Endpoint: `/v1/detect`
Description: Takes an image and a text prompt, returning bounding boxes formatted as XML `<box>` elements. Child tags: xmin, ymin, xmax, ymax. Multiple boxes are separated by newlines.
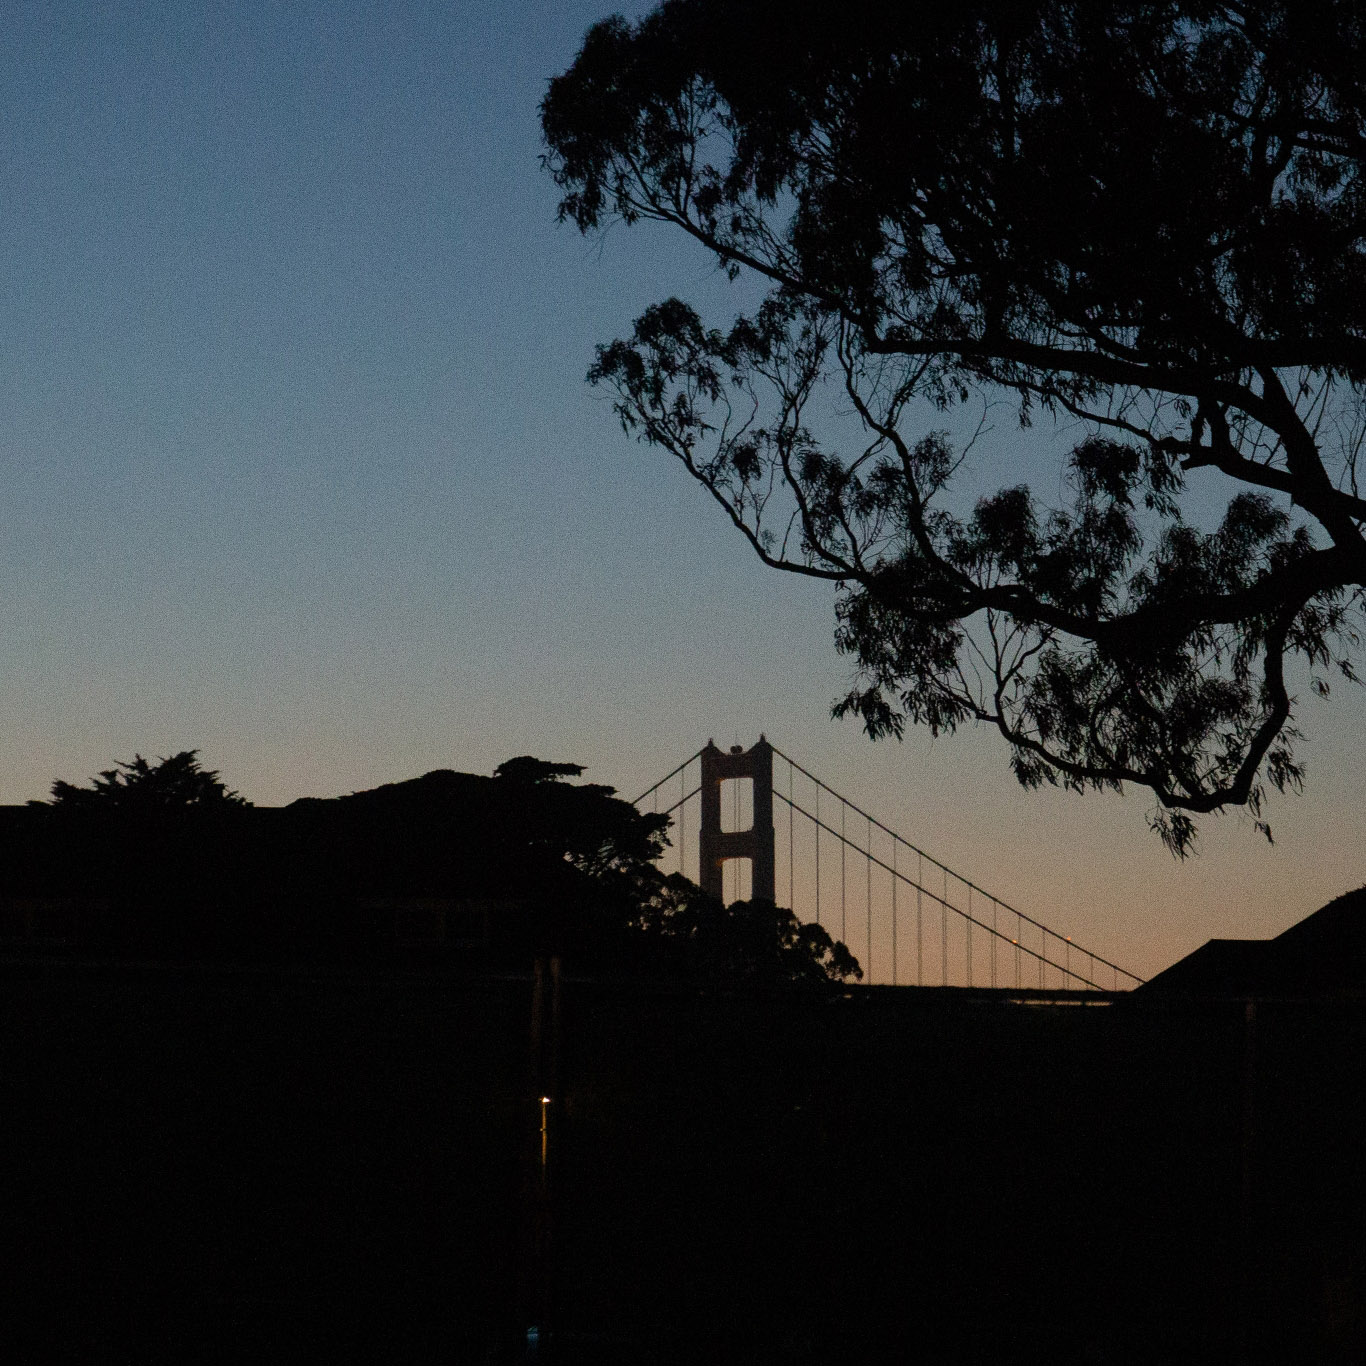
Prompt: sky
<box><xmin>2</xmin><ymin>0</ymin><xmax>1364</xmax><ymax>981</ymax></box>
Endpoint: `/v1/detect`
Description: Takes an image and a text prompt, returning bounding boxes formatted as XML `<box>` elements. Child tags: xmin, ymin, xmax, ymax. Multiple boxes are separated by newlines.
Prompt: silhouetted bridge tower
<box><xmin>697</xmin><ymin>738</ymin><xmax>776</xmax><ymax>903</ymax></box>
<box><xmin>636</xmin><ymin>737</ymin><xmax>1143</xmax><ymax>991</ymax></box>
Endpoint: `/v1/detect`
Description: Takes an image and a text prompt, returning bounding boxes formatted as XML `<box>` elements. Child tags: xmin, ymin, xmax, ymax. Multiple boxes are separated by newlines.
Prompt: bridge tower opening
<box><xmin>698</xmin><ymin>737</ymin><xmax>775</xmax><ymax>905</ymax></box>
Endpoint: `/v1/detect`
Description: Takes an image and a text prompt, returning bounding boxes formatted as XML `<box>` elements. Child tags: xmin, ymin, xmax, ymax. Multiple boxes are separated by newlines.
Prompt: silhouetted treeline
<box><xmin>0</xmin><ymin>758</ymin><xmax>861</xmax><ymax>984</ymax></box>
<box><xmin>2</xmin><ymin>765</ymin><xmax>619</xmax><ymax>964</ymax></box>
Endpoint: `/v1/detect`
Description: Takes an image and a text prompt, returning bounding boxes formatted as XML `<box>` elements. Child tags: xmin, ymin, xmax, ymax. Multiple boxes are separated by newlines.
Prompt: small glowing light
<box><xmin>540</xmin><ymin>1096</ymin><xmax>552</xmax><ymax>1105</ymax></box>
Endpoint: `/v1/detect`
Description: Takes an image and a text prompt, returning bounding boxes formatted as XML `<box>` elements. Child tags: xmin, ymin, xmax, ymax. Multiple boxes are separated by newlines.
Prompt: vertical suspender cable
<box><xmin>840</xmin><ymin>803</ymin><xmax>847</xmax><ymax>944</ymax></box>
<box><xmin>942</xmin><ymin>867</ymin><xmax>948</xmax><ymax>986</ymax></box>
<box><xmin>866</xmin><ymin>815</ymin><xmax>872</xmax><ymax>983</ymax></box>
<box><xmin>917</xmin><ymin>853</ymin><xmax>924</xmax><ymax>986</ymax></box>
<box><xmin>891</xmin><ymin>842</ymin><xmax>898</xmax><ymax>987</ymax></box>
<box><xmin>642</xmin><ymin>743</ymin><xmax>1141</xmax><ymax>995</ymax></box>
<box><xmin>966</xmin><ymin>885</ymin><xmax>972</xmax><ymax>988</ymax></box>
<box><xmin>814</xmin><ymin>784</ymin><xmax>821</xmax><ymax>927</ymax></box>
<box><xmin>788</xmin><ymin>759</ymin><xmax>794</xmax><ymax>913</ymax></box>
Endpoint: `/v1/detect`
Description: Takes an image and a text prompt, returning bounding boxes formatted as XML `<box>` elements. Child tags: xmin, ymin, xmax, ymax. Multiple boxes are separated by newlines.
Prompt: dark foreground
<box><xmin>2</xmin><ymin>958</ymin><xmax>1362</xmax><ymax>1362</ymax></box>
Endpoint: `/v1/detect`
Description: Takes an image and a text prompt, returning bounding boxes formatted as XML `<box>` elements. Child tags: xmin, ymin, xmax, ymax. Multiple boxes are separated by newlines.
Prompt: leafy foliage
<box><xmin>543</xmin><ymin>1</ymin><xmax>1366</xmax><ymax>852</ymax></box>
<box><xmin>491</xmin><ymin>754</ymin><xmax>673</xmax><ymax>881</ymax></box>
<box><xmin>489</xmin><ymin>760</ymin><xmax>862</xmax><ymax>982</ymax></box>
<box><xmin>493</xmin><ymin>756</ymin><xmax>587</xmax><ymax>784</ymax></box>
<box><xmin>628</xmin><ymin>875</ymin><xmax>864</xmax><ymax>985</ymax></box>
<box><xmin>45</xmin><ymin>751</ymin><xmax>250</xmax><ymax>810</ymax></box>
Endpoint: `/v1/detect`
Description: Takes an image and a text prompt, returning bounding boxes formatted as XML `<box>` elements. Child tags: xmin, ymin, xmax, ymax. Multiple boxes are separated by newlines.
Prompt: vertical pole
<box><xmin>549</xmin><ymin>955</ymin><xmax>562</xmax><ymax>1112</ymax></box>
<box><xmin>530</xmin><ymin>957</ymin><xmax>544</xmax><ymax>1064</ymax></box>
<box><xmin>526</xmin><ymin>954</ymin><xmax>557</xmax><ymax>1349</ymax></box>
<box><xmin>1238</xmin><ymin>997</ymin><xmax>1257</xmax><ymax>1360</ymax></box>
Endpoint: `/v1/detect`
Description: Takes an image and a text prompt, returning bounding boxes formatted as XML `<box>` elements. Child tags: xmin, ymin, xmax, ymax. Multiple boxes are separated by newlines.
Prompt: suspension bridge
<box><xmin>635</xmin><ymin>737</ymin><xmax>1143</xmax><ymax>992</ymax></box>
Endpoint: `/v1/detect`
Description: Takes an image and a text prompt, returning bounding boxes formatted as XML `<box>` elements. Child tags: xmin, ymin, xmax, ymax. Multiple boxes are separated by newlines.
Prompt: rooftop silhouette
<box><xmin>1141</xmin><ymin>885</ymin><xmax>1366</xmax><ymax>997</ymax></box>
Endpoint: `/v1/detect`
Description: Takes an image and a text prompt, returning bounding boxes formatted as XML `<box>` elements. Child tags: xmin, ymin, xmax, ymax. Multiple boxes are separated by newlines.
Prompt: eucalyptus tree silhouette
<box><xmin>542</xmin><ymin>1</ymin><xmax>1366</xmax><ymax>852</ymax></box>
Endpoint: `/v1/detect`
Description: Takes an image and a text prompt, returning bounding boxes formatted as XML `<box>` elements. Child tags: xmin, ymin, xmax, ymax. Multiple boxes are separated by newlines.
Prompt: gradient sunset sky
<box><xmin>3</xmin><ymin>0</ymin><xmax>1363</xmax><ymax>979</ymax></box>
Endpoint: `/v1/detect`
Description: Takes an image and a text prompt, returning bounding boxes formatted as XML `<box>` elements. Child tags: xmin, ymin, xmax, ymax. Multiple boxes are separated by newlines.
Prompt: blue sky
<box><xmin>2</xmin><ymin>0</ymin><xmax>1363</xmax><ymax>977</ymax></box>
